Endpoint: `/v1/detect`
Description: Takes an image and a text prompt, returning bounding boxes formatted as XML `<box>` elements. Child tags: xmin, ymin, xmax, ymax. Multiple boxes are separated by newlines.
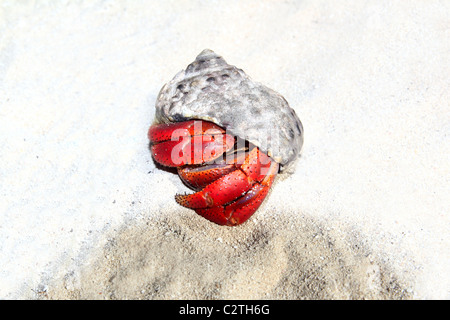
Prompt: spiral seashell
<box><xmin>154</xmin><ymin>49</ymin><xmax>303</xmax><ymax>171</ymax></box>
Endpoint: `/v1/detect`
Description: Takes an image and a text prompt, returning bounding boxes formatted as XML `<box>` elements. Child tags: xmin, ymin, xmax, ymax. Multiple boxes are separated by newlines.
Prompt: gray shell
<box><xmin>154</xmin><ymin>49</ymin><xmax>303</xmax><ymax>171</ymax></box>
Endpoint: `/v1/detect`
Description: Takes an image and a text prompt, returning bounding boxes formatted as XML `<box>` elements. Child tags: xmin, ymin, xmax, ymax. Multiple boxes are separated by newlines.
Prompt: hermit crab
<box><xmin>148</xmin><ymin>49</ymin><xmax>303</xmax><ymax>226</ymax></box>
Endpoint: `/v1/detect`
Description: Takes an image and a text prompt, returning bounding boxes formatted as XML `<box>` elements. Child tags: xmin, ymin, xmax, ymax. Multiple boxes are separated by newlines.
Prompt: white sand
<box><xmin>0</xmin><ymin>0</ymin><xmax>448</xmax><ymax>299</ymax></box>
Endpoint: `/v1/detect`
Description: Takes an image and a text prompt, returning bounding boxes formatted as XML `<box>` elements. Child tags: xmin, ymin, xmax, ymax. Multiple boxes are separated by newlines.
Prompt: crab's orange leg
<box><xmin>174</xmin><ymin>147</ymin><xmax>267</xmax><ymax>209</ymax></box>
<box><xmin>177</xmin><ymin>163</ymin><xmax>237</xmax><ymax>190</ymax></box>
<box><xmin>176</xmin><ymin>148</ymin><xmax>248</xmax><ymax>190</ymax></box>
<box><xmin>195</xmin><ymin>160</ymin><xmax>278</xmax><ymax>226</ymax></box>
<box><xmin>175</xmin><ymin>169</ymin><xmax>252</xmax><ymax>208</ymax></box>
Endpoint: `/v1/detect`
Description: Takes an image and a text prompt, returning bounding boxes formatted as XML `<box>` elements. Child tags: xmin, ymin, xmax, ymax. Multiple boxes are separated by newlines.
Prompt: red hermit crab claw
<box><xmin>149</xmin><ymin>120</ymin><xmax>235</xmax><ymax>167</ymax></box>
<box><xmin>148</xmin><ymin>49</ymin><xmax>303</xmax><ymax>226</ymax></box>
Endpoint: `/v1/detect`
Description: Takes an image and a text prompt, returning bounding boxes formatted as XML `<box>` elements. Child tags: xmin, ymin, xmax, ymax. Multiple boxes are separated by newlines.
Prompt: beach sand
<box><xmin>0</xmin><ymin>0</ymin><xmax>448</xmax><ymax>299</ymax></box>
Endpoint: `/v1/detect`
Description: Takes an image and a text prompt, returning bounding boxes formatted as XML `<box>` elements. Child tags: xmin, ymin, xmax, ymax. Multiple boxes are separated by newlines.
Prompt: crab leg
<box><xmin>175</xmin><ymin>169</ymin><xmax>252</xmax><ymax>208</ymax></box>
<box><xmin>174</xmin><ymin>147</ymin><xmax>267</xmax><ymax>209</ymax></box>
<box><xmin>195</xmin><ymin>160</ymin><xmax>279</xmax><ymax>226</ymax></box>
<box><xmin>177</xmin><ymin>150</ymin><xmax>248</xmax><ymax>190</ymax></box>
<box><xmin>177</xmin><ymin>163</ymin><xmax>237</xmax><ymax>190</ymax></box>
